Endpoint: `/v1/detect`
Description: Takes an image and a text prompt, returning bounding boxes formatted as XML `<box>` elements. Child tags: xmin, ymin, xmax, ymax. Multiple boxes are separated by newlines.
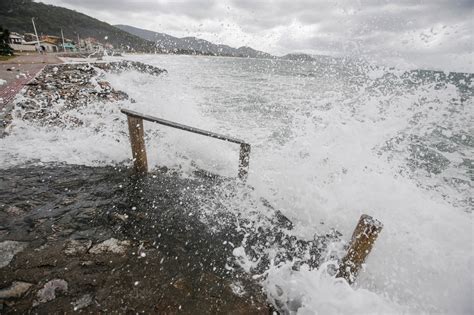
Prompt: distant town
<box><xmin>7</xmin><ymin>31</ymin><xmax>113</xmax><ymax>54</ymax></box>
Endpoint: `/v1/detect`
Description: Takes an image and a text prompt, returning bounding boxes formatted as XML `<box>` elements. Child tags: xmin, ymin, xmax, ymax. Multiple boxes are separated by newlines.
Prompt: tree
<box><xmin>0</xmin><ymin>26</ymin><xmax>14</xmax><ymax>55</ymax></box>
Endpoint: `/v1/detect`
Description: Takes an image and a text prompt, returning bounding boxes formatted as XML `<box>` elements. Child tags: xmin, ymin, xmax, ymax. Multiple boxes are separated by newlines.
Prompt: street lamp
<box><xmin>31</xmin><ymin>17</ymin><xmax>40</xmax><ymax>54</ymax></box>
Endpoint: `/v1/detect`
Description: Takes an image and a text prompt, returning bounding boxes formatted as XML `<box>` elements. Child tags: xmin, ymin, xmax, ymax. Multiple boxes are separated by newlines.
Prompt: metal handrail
<box><xmin>121</xmin><ymin>108</ymin><xmax>246</xmax><ymax>144</ymax></box>
<box><xmin>121</xmin><ymin>109</ymin><xmax>385</xmax><ymax>285</ymax></box>
<box><xmin>121</xmin><ymin>108</ymin><xmax>251</xmax><ymax>180</ymax></box>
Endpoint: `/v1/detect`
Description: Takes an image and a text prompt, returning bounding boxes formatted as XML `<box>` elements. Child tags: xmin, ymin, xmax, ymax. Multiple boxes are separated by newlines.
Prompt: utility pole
<box><xmin>61</xmin><ymin>28</ymin><xmax>66</xmax><ymax>52</ymax></box>
<box><xmin>77</xmin><ymin>33</ymin><xmax>80</xmax><ymax>51</ymax></box>
<box><xmin>31</xmin><ymin>17</ymin><xmax>40</xmax><ymax>54</ymax></box>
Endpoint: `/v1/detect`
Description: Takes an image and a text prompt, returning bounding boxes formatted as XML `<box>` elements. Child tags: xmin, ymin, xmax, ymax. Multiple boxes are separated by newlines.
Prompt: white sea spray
<box><xmin>0</xmin><ymin>54</ymin><xmax>472</xmax><ymax>314</ymax></box>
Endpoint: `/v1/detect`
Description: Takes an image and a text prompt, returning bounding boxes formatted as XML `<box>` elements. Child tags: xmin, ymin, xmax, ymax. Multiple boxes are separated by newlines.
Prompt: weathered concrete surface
<box><xmin>0</xmin><ymin>163</ymin><xmax>339</xmax><ymax>313</ymax></box>
<box><xmin>0</xmin><ymin>165</ymin><xmax>273</xmax><ymax>314</ymax></box>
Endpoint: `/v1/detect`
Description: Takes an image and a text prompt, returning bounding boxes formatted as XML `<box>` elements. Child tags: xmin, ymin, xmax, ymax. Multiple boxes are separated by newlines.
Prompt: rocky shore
<box><xmin>0</xmin><ymin>54</ymin><xmax>64</xmax><ymax>136</ymax></box>
<box><xmin>0</xmin><ymin>164</ymin><xmax>339</xmax><ymax>313</ymax></box>
<box><xmin>0</xmin><ymin>60</ymin><xmax>339</xmax><ymax>313</ymax></box>
<box><xmin>0</xmin><ymin>166</ymin><xmax>272</xmax><ymax>313</ymax></box>
<box><xmin>4</xmin><ymin>61</ymin><xmax>166</xmax><ymax>131</ymax></box>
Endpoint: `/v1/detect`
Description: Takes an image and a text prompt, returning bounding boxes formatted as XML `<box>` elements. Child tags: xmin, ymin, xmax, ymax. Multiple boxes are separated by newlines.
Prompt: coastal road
<box><xmin>0</xmin><ymin>53</ymin><xmax>62</xmax><ymax>136</ymax></box>
<box><xmin>0</xmin><ymin>53</ymin><xmax>63</xmax><ymax>108</ymax></box>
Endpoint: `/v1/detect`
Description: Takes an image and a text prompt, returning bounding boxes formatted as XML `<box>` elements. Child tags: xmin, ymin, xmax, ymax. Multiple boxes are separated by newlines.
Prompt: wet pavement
<box><xmin>0</xmin><ymin>162</ymin><xmax>339</xmax><ymax>313</ymax></box>
<box><xmin>0</xmin><ymin>165</ymin><xmax>273</xmax><ymax>313</ymax></box>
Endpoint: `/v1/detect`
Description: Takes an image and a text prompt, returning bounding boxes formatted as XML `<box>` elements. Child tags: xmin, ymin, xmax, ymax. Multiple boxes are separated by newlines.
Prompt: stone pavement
<box><xmin>0</xmin><ymin>54</ymin><xmax>63</xmax><ymax>108</ymax></box>
<box><xmin>0</xmin><ymin>54</ymin><xmax>63</xmax><ymax>136</ymax></box>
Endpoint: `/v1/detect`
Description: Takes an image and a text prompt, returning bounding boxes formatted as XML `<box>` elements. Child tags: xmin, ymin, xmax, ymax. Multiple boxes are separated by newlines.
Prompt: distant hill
<box><xmin>281</xmin><ymin>53</ymin><xmax>317</xmax><ymax>62</ymax></box>
<box><xmin>115</xmin><ymin>24</ymin><xmax>274</xmax><ymax>58</ymax></box>
<box><xmin>0</xmin><ymin>0</ymin><xmax>157</xmax><ymax>52</ymax></box>
<box><xmin>0</xmin><ymin>0</ymin><xmax>305</xmax><ymax>59</ymax></box>
<box><xmin>281</xmin><ymin>53</ymin><xmax>357</xmax><ymax>65</ymax></box>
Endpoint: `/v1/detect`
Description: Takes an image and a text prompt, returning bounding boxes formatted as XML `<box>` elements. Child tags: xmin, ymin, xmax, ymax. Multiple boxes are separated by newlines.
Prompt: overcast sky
<box><xmin>38</xmin><ymin>0</ymin><xmax>473</xmax><ymax>72</ymax></box>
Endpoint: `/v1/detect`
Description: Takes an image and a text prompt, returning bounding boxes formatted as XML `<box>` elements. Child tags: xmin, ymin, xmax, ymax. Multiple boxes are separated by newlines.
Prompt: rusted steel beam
<box><xmin>126</xmin><ymin>115</ymin><xmax>148</xmax><ymax>174</ymax></box>
<box><xmin>238</xmin><ymin>143</ymin><xmax>251</xmax><ymax>180</ymax></box>
<box><xmin>337</xmin><ymin>214</ymin><xmax>383</xmax><ymax>284</ymax></box>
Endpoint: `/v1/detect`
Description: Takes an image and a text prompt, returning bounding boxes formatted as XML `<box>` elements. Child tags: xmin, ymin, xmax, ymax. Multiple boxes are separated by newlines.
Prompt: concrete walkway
<box><xmin>0</xmin><ymin>54</ymin><xmax>63</xmax><ymax>136</ymax></box>
<box><xmin>0</xmin><ymin>54</ymin><xmax>63</xmax><ymax>107</ymax></box>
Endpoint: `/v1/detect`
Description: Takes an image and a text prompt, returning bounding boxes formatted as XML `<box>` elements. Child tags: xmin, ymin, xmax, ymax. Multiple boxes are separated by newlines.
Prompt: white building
<box><xmin>8</xmin><ymin>32</ymin><xmax>36</xmax><ymax>52</ymax></box>
<box><xmin>8</xmin><ymin>32</ymin><xmax>22</xmax><ymax>45</ymax></box>
<box><xmin>39</xmin><ymin>42</ymin><xmax>58</xmax><ymax>52</ymax></box>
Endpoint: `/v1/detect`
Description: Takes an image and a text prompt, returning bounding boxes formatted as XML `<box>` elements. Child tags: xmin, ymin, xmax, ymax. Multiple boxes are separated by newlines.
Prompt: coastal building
<box><xmin>39</xmin><ymin>41</ymin><xmax>58</xmax><ymax>52</ymax></box>
<box><xmin>41</xmin><ymin>35</ymin><xmax>62</xmax><ymax>46</ymax></box>
<box><xmin>80</xmin><ymin>37</ymin><xmax>93</xmax><ymax>51</ymax></box>
<box><xmin>8</xmin><ymin>32</ymin><xmax>22</xmax><ymax>45</ymax></box>
<box><xmin>8</xmin><ymin>32</ymin><xmax>36</xmax><ymax>52</ymax></box>
<box><xmin>6</xmin><ymin>31</ymin><xmax>104</xmax><ymax>53</ymax></box>
<box><xmin>81</xmin><ymin>37</ymin><xmax>104</xmax><ymax>52</ymax></box>
<box><xmin>23</xmin><ymin>33</ymin><xmax>37</xmax><ymax>42</ymax></box>
<box><xmin>60</xmin><ymin>41</ymin><xmax>77</xmax><ymax>52</ymax></box>
<box><xmin>38</xmin><ymin>35</ymin><xmax>60</xmax><ymax>52</ymax></box>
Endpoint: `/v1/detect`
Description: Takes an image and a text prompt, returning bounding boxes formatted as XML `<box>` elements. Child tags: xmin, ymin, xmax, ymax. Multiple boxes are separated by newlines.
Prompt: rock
<box><xmin>0</xmin><ymin>241</ymin><xmax>28</xmax><ymax>268</ymax></box>
<box><xmin>4</xmin><ymin>206</ymin><xmax>25</xmax><ymax>216</ymax></box>
<box><xmin>33</xmin><ymin>279</ymin><xmax>68</xmax><ymax>306</ymax></box>
<box><xmin>72</xmin><ymin>294</ymin><xmax>93</xmax><ymax>311</ymax></box>
<box><xmin>14</xmin><ymin>62</ymin><xmax>141</xmax><ymax>127</ymax></box>
<box><xmin>94</xmin><ymin>61</ymin><xmax>167</xmax><ymax>76</ymax></box>
<box><xmin>89</xmin><ymin>238</ymin><xmax>130</xmax><ymax>254</ymax></box>
<box><xmin>80</xmin><ymin>261</ymin><xmax>95</xmax><ymax>267</ymax></box>
<box><xmin>0</xmin><ymin>281</ymin><xmax>33</xmax><ymax>299</ymax></box>
<box><xmin>64</xmin><ymin>239</ymin><xmax>92</xmax><ymax>256</ymax></box>
<box><xmin>111</xmin><ymin>212</ymin><xmax>129</xmax><ymax>222</ymax></box>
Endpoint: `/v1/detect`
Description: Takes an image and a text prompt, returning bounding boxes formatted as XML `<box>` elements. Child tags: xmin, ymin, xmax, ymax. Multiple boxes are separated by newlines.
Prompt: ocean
<box><xmin>1</xmin><ymin>54</ymin><xmax>472</xmax><ymax>314</ymax></box>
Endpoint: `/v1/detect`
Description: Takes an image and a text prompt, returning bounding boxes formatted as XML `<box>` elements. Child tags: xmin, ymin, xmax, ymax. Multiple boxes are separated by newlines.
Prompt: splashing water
<box><xmin>1</xmin><ymin>54</ymin><xmax>472</xmax><ymax>314</ymax></box>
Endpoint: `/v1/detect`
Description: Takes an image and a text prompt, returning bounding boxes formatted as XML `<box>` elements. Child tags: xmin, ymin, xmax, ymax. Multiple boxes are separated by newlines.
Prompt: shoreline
<box><xmin>0</xmin><ymin>61</ymin><xmax>273</xmax><ymax>312</ymax></box>
<box><xmin>0</xmin><ymin>54</ymin><xmax>63</xmax><ymax>136</ymax></box>
<box><xmin>0</xmin><ymin>58</ymin><xmax>320</xmax><ymax>313</ymax></box>
<box><xmin>0</xmin><ymin>57</ymin><xmax>349</xmax><ymax>313</ymax></box>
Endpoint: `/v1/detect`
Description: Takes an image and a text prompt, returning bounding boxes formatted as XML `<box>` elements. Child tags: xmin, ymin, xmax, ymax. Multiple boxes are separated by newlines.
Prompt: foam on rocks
<box><xmin>0</xmin><ymin>241</ymin><xmax>27</xmax><ymax>268</ymax></box>
<box><xmin>33</xmin><ymin>279</ymin><xmax>68</xmax><ymax>306</ymax></box>
<box><xmin>89</xmin><ymin>238</ymin><xmax>130</xmax><ymax>254</ymax></box>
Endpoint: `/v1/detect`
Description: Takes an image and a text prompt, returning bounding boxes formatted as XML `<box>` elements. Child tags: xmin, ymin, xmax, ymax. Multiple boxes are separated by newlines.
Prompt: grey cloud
<box><xmin>57</xmin><ymin>0</ymin><xmax>220</xmax><ymax>19</ymax></box>
<box><xmin>38</xmin><ymin>0</ymin><xmax>473</xmax><ymax>71</ymax></box>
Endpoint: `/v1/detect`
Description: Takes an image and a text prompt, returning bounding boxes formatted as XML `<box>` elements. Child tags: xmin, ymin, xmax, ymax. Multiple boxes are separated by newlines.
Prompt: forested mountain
<box><xmin>115</xmin><ymin>24</ymin><xmax>274</xmax><ymax>58</ymax></box>
<box><xmin>0</xmin><ymin>0</ymin><xmax>274</xmax><ymax>57</ymax></box>
<box><xmin>0</xmin><ymin>0</ymin><xmax>157</xmax><ymax>52</ymax></box>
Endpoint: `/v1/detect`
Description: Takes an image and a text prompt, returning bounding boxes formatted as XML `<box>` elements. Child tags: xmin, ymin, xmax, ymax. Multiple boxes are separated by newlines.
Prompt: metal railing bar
<box><xmin>121</xmin><ymin>108</ymin><xmax>246</xmax><ymax>145</ymax></box>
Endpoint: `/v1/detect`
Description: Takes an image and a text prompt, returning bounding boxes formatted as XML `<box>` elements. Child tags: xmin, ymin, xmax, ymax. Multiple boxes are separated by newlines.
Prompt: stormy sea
<box><xmin>1</xmin><ymin>54</ymin><xmax>472</xmax><ymax>314</ymax></box>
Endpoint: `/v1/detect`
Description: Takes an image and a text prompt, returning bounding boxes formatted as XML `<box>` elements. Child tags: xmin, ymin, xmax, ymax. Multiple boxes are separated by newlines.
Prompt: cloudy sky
<box><xmin>39</xmin><ymin>0</ymin><xmax>473</xmax><ymax>72</ymax></box>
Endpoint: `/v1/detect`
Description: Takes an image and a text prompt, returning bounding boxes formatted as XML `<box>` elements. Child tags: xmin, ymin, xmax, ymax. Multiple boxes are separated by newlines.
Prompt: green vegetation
<box><xmin>0</xmin><ymin>0</ymin><xmax>158</xmax><ymax>52</ymax></box>
<box><xmin>0</xmin><ymin>25</ymin><xmax>14</xmax><ymax>56</ymax></box>
<box><xmin>0</xmin><ymin>55</ymin><xmax>15</xmax><ymax>61</ymax></box>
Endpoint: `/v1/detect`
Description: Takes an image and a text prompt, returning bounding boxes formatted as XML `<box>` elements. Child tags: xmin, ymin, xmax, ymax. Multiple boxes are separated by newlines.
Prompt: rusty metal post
<box><xmin>336</xmin><ymin>214</ymin><xmax>383</xmax><ymax>284</ymax></box>
<box><xmin>126</xmin><ymin>115</ymin><xmax>148</xmax><ymax>174</ymax></box>
<box><xmin>238</xmin><ymin>143</ymin><xmax>251</xmax><ymax>180</ymax></box>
